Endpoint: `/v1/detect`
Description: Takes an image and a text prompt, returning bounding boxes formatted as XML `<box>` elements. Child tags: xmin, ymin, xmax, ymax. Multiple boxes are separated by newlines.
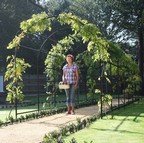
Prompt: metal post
<box><xmin>53</xmin><ymin>82</ymin><xmax>57</xmax><ymax>107</ymax></box>
<box><xmin>100</xmin><ymin>61</ymin><xmax>103</xmax><ymax>119</ymax></box>
<box><xmin>36</xmin><ymin>36</ymin><xmax>52</xmax><ymax>112</ymax></box>
<box><xmin>14</xmin><ymin>47</ymin><xmax>18</xmax><ymax>119</ymax></box>
<box><xmin>77</xmin><ymin>85</ymin><xmax>80</xmax><ymax>105</ymax></box>
<box><xmin>117</xmin><ymin>62</ymin><xmax>120</xmax><ymax>108</ymax></box>
<box><xmin>36</xmin><ymin>55</ymin><xmax>40</xmax><ymax>112</ymax></box>
<box><xmin>123</xmin><ymin>76</ymin><xmax>126</xmax><ymax>108</ymax></box>
<box><xmin>109</xmin><ymin>63</ymin><xmax>113</xmax><ymax>111</ymax></box>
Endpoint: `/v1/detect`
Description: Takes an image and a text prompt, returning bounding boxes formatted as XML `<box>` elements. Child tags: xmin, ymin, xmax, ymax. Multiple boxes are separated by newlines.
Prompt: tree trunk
<box><xmin>138</xmin><ymin>26</ymin><xmax>144</xmax><ymax>95</ymax></box>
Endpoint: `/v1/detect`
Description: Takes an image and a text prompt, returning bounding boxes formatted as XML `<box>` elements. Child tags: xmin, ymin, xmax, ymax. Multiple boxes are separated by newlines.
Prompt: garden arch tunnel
<box><xmin>5</xmin><ymin>12</ymin><xmax>140</xmax><ymax>119</ymax></box>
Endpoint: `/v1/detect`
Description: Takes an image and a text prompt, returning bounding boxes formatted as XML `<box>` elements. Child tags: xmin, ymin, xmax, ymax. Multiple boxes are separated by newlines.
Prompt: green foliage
<box><xmin>43</xmin><ymin>134</ymin><xmax>57</xmax><ymax>143</ymax></box>
<box><xmin>43</xmin><ymin>93</ymin><xmax>53</xmax><ymax>110</ymax></box>
<box><xmin>7</xmin><ymin>32</ymin><xmax>25</xmax><ymax>49</ymax></box>
<box><xmin>59</xmin><ymin>13</ymin><xmax>141</xmax><ymax>97</ymax></box>
<box><xmin>20</xmin><ymin>12</ymin><xmax>52</xmax><ymax>34</ymax></box>
<box><xmin>124</xmin><ymin>75</ymin><xmax>141</xmax><ymax>95</ymax></box>
<box><xmin>44</xmin><ymin>34</ymin><xmax>75</xmax><ymax>91</ymax></box>
<box><xmin>0</xmin><ymin>120</ymin><xmax>3</xmax><ymax>127</ymax></box>
<box><xmin>5</xmin><ymin>55</ymin><xmax>31</xmax><ymax>103</ymax></box>
<box><xmin>98</xmin><ymin>94</ymin><xmax>113</xmax><ymax>107</ymax></box>
<box><xmin>6</xmin><ymin>11</ymin><xmax>141</xmax><ymax>104</ymax></box>
<box><xmin>58</xmin><ymin>13</ymin><xmax>112</xmax><ymax>97</ymax></box>
<box><xmin>59</xmin><ymin>13</ymin><xmax>110</xmax><ymax>62</ymax></box>
<box><xmin>108</xmin><ymin>42</ymin><xmax>135</xmax><ymax>69</ymax></box>
<box><xmin>86</xmin><ymin>79</ymin><xmax>97</xmax><ymax>97</ymax></box>
<box><xmin>6</xmin><ymin>12</ymin><xmax>53</xmax><ymax>104</ymax></box>
<box><xmin>59</xmin><ymin>12</ymin><xmax>87</xmax><ymax>33</ymax></box>
<box><xmin>43</xmin><ymin>114</ymin><xmax>98</xmax><ymax>143</ymax></box>
<box><xmin>105</xmin><ymin>42</ymin><xmax>141</xmax><ymax>94</ymax></box>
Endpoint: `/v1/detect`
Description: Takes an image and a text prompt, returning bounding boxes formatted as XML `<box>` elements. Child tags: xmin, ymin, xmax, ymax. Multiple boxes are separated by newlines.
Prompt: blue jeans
<box><xmin>65</xmin><ymin>84</ymin><xmax>75</xmax><ymax>106</ymax></box>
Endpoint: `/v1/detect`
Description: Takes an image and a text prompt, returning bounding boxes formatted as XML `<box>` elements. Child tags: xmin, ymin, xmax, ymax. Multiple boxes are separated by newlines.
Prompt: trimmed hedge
<box><xmin>43</xmin><ymin>114</ymin><xmax>98</xmax><ymax>143</ymax></box>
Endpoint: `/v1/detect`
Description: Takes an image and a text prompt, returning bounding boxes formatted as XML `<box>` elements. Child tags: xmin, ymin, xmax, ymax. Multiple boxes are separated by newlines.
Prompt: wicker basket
<box><xmin>59</xmin><ymin>82</ymin><xmax>70</xmax><ymax>89</ymax></box>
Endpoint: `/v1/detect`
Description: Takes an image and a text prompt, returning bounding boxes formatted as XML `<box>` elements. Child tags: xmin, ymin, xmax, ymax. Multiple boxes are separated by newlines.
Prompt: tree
<box><xmin>104</xmin><ymin>0</ymin><xmax>144</xmax><ymax>94</ymax></box>
<box><xmin>0</xmin><ymin>0</ymin><xmax>42</xmax><ymax>70</ymax></box>
<box><xmin>60</xmin><ymin>0</ymin><xmax>144</xmax><ymax>93</ymax></box>
<box><xmin>40</xmin><ymin>0</ymin><xmax>131</xmax><ymax>42</ymax></box>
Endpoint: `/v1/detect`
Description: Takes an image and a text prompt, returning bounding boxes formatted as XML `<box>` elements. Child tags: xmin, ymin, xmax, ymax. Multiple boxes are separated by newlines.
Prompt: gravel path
<box><xmin>0</xmin><ymin>98</ymin><xmax>130</xmax><ymax>143</ymax></box>
<box><xmin>0</xmin><ymin>106</ymin><xmax>99</xmax><ymax>143</ymax></box>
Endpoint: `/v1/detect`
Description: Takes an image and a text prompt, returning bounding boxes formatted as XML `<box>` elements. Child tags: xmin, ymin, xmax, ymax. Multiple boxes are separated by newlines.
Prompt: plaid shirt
<box><xmin>62</xmin><ymin>63</ymin><xmax>78</xmax><ymax>84</ymax></box>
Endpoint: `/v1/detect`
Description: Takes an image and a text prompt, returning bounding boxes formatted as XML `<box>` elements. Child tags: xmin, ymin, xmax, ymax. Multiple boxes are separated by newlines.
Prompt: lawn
<box><xmin>0</xmin><ymin>92</ymin><xmax>122</xmax><ymax>122</ymax></box>
<box><xmin>64</xmin><ymin>99</ymin><xmax>144</xmax><ymax>143</ymax></box>
<box><xmin>0</xmin><ymin>92</ymin><xmax>95</xmax><ymax>122</ymax></box>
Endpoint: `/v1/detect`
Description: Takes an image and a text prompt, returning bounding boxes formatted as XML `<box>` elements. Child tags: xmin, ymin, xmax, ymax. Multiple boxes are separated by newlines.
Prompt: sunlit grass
<box><xmin>64</xmin><ymin>100</ymin><xmax>144</xmax><ymax>143</ymax></box>
<box><xmin>0</xmin><ymin>93</ymin><xmax>95</xmax><ymax>122</ymax></box>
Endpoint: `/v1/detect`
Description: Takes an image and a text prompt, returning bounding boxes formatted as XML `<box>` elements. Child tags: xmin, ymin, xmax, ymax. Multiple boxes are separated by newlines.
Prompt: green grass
<box><xmin>0</xmin><ymin>92</ymin><xmax>96</xmax><ymax>122</ymax></box>
<box><xmin>0</xmin><ymin>103</ymin><xmax>65</xmax><ymax>122</ymax></box>
<box><xmin>0</xmin><ymin>92</ymin><xmax>115</xmax><ymax>122</ymax></box>
<box><xmin>0</xmin><ymin>105</ymin><xmax>38</xmax><ymax>121</ymax></box>
<box><xmin>64</xmin><ymin>100</ymin><xmax>144</xmax><ymax>143</ymax></box>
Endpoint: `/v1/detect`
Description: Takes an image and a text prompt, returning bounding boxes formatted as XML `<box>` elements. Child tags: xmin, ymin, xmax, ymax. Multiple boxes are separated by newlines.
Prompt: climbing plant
<box><xmin>5</xmin><ymin>12</ymin><xmax>53</xmax><ymax>103</ymax></box>
<box><xmin>58</xmin><ymin>13</ymin><xmax>141</xmax><ymax>95</ymax></box>
<box><xmin>5</xmin><ymin>12</ymin><xmax>141</xmax><ymax>104</ymax></box>
<box><xmin>44</xmin><ymin>34</ymin><xmax>77</xmax><ymax>93</ymax></box>
<box><xmin>106</xmin><ymin>42</ymin><xmax>141</xmax><ymax>94</ymax></box>
<box><xmin>5</xmin><ymin>56</ymin><xmax>30</xmax><ymax>103</ymax></box>
<box><xmin>58</xmin><ymin>13</ymin><xmax>110</xmax><ymax>62</ymax></box>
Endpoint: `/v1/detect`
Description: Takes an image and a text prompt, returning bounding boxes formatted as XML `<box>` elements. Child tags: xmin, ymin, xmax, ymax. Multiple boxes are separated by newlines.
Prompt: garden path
<box><xmin>0</xmin><ymin>105</ymin><xmax>98</xmax><ymax>143</ymax></box>
<box><xmin>0</xmin><ymin>98</ymin><xmax>130</xmax><ymax>143</ymax></box>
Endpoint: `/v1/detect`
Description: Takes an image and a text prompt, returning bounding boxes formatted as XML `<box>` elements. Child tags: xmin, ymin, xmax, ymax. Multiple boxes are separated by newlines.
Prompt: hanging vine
<box><xmin>58</xmin><ymin>13</ymin><xmax>110</xmax><ymax>62</ymax></box>
<box><xmin>5</xmin><ymin>56</ymin><xmax>31</xmax><ymax>103</ymax></box>
<box><xmin>5</xmin><ymin>12</ymin><xmax>53</xmax><ymax>103</ymax></box>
